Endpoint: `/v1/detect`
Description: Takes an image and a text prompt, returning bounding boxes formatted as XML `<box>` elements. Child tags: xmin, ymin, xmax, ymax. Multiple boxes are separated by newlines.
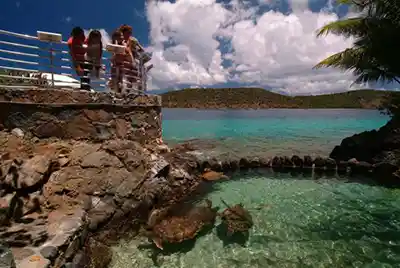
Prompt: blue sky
<box><xmin>0</xmin><ymin>0</ymin><xmax>150</xmax><ymax>46</ymax></box>
<box><xmin>0</xmin><ymin>0</ymin><xmax>397</xmax><ymax>94</ymax></box>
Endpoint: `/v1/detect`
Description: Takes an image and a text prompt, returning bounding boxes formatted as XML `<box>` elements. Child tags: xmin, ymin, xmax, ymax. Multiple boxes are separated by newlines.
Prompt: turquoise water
<box><xmin>162</xmin><ymin>109</ymin><xmax>389</xmax><ymax>157</ymax></box>
<box><xmin>111</xmin><ymin>171</ymin><xmax>400</xmax><ymax>268</ymax></box>
<box><xmin>110</xmin><ymin>109</ymin><xmax>399</xmax><ymax>268</ymax></box>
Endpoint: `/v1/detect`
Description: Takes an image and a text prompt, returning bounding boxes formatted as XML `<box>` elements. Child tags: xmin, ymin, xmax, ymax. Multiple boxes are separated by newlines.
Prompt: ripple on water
<box><xmin>110</xmin><ymin>171</ymin><xmax>400</xmax><ymax>268</ymax></box>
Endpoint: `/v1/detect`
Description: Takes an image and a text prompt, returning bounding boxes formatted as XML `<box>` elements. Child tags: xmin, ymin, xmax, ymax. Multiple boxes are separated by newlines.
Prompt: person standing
<box><xmin>119</xmin><ymin>24</ymin><xmax>144</xmax><ymax>91</ymax></box>
<box><xmin>67</xmin><ymin>26</ymin><xmax>90</xmax><ymax>90</ymax></box>
<box><xmin>109</xmin><ymin>29</ymin><xmax>125</xmax><ymax>93</ymax></box>
<box><xmin>84</xmin><ymin>30</ymin><xmax>103</xmax><ymax>79</ymax></box>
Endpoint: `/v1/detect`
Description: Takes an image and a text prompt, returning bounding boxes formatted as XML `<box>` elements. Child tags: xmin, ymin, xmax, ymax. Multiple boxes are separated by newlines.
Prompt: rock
<box><xmin>57</xmin><ymin>157</ymin><xmax>70</xmax><ymax>167</ymax></box>
<box><xmin>249</xmin><ymin>158</ymin><xmax>260</xmax><ymax>168</ymax></box>
<box><xmin>282</xmin><ymin>156</ymin><xmax>293</xmax><ymax>167</ymax></box>
<box><xmin>200</xmin><ymin>160</ymin><xmax>211</xmax><ymax>171</ymax></box>
<box><xmin>291</xmin><ymin>155</ymin><xmax>303</xmax><ymax>168</ymax></box>
<box><xmin>325</xmin><ymin>158</ymin><xmax>337</xmax><ymax>170</ymax></box>
<box><xmin>329</xmin><ymin>118</ymin><xmax>400</xmax><ymax>163</ymax></box>
<box><xmin>239</xmin><ymin>158</ymin><xmax>250</xmax><ymax>169</ymax></box>
<box><xmin>80</xmin><ymin>151</ymin><xmax>123</xmax><ymax>169</ymax></box>
<box><xmin>313</xmin><ymin>156</ymin><xmax>326</xmax><ymax>169</ymax></box>
<box><xmin>337</xmin><ymin>161</ymin><xmax>349</xmax><ymax>172</ymax></box>
<box><xmin>10</xmin><ymin>248</ymin><xmax>35</xmax><ymax>262</ymax></box>
<box><xmin>64</xmin><ymin>238</ymin><xmax>79</xmax><ymax>261</ymax></box>
<box><xmin>121</xmin><ymin>199</ymin><xmax>140</xmax><ymax>214</ymax></box>
<box><xmin>154</xmin><ymin>144</ymin><xmax>170</xmax><ymax>154</ymax></box>
<box><xmin>221</xmin><ymin>161</ymin><xmax>231</xmax><ymax>171</ymax></box>
<box><xmin>83</xmin><ymin>238</ymin><xmax>112</xmax><ymax>268</ymax></box>
<box><xmin>169</xmin><ymin>167</ymin><xmax>190</xmax><ymax>181</ymax></box>
<box><xmin>348</xmin><ymin>158</ymin><xmax>359</xmax><ymax>165</ymax></box>
<box><xmin>229</xmin><ymin>160</ymin><xmax>239</xmax><ymax>170</ymax></box>
<box><xmin>87</xmin><ymin>197</ymin><xmax>116</xmax><ymax>231</ymax></box>
<box><xmin>0</xmin><ymin>221</ymin><xmax>48</xmax><ymax>247</ymax></box>
<box><xmin>303</xmin><ymin>156</ymin><xmax>313</xmax><ymax>168</ymax></box>
<box><xmin>351</xmin><ymin>161</ymin><xmax>372</xmax><ymax>175</ymax></box>
<box><xmin>271</xmin><ymin>156</ymin><xmax>283</xmax><ymax>168</ymax></box>
<box><xmin>146</xmin><ymin>155</ymin><xmax>170</xmax><ymax>181</ymax></box>
<box><xmin>11</xmin><ymin>128</ymin><xmax>24</xmax><ymax>138</ymax></box>
<box><xmin>373</xmin><ymin>162</ymin><xmax>398</xmax><ymax>176</ymax></box>
<box><xmin>201</xmin><ymin>171</ymin><xmax>228</xmax><ymax>181</ymax></box>
<box><xmin>39</xmin><ymin>246</ymin><xmax>58</xmax><ymax>261</ymax></box>
<box><xmin>5</xmin><ymin>155</ymin><xmax>56</xmax><ymax>190</ymax></box>
<box><xmin>71</xmin><ymin>250</ymin><xmax>85</xmax><ymax>267</ymax></box>
<box><xmin>17</xmin><ymin>254</ymin><xmax>50</xmax><ymax>268</ymax></box>
<box><xmin>0</xmin><ymin>243</ymin><xmax>16</xmax><ymax>268</ymax></box>
<box><xmin>45</xmin><ymin>209</ymin><xmax>85</xmax><ymax>248</ymax></box>
<box><xmin>259</xmin><ymin>157</ymin><xmax>271</xmax><ymax>167</ymax></box>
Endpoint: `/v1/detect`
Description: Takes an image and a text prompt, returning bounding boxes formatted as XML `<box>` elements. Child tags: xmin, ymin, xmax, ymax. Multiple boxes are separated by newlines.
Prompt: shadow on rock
<box><xmin>216</xmin><ymin>223</ymin><xmax>249</xmax><ymax>247</ymax></box>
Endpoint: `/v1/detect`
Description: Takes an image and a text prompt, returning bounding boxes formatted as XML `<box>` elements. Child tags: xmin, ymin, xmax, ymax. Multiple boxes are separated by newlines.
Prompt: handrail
<box><xmin>0</xmin><ymin>28</ymin><xmax>152</xmax><ymax>93</ymax></box>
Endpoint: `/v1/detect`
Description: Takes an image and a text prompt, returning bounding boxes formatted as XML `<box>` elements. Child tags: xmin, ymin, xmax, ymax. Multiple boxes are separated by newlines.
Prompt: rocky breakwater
<box><xmin>171</xmin><ymin>142</ymin><xmax>387</xmax><ymax>180</ymax></box>
<box><xmin>0</xmin><ymin>131</ymin><xmax>201</xmax><ymax>268</ymax></box>
<box><xmin>329</xmin><ymin>117</ymin><xmax>400</xmax><ymax>186</ymax></box>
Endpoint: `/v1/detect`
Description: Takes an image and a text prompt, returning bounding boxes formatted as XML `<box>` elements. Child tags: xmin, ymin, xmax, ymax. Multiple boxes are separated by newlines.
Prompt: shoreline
<box><xmin>1</xmin><ymin>114</ymin><xmax>399</xmax><ymax>267</ymax></box>
<box><xmin>161</xmin><ymin>107</ymin><xmax>381</xmax><ymax>110</ymax></box>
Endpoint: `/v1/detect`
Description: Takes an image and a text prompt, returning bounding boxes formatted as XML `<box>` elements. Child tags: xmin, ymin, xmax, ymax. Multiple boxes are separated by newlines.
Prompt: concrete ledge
<box><xmin>0</xmin><ymin>88</ymin><xmax>162</xmax><ymax>143</ymax></box>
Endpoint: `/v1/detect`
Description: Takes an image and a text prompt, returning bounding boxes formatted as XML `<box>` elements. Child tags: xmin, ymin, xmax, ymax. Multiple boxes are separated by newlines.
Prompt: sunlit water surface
<box><xmin>110</xmin><ymin>171</ymin><xmax>400</xmax><ymax>268</ymax></box>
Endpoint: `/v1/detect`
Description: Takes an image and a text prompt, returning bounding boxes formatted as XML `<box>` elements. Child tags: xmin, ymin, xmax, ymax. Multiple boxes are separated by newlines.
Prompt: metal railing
<box><xmin>0</xmin><ymin>29</ymin><xmax>153</xmax><ymax>93</ymax></box>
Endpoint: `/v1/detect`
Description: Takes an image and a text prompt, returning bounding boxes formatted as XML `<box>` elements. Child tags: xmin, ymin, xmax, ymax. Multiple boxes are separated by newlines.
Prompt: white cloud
<box><xmin>145</xmin><ymin>0</ymin><xmax>362</xmax><ymax>94</ymax></box>
<box><xmin>65</xmin><ymin>16</ymin><xmax>72</xmax><ymax>23</ymax></box>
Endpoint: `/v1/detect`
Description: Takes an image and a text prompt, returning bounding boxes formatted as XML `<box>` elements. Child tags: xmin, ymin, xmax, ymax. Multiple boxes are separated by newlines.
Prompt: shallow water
<box><xmin>162</xmin><ymin>109</ymin><xmax>389</xmax><ymax>157</ymax></box>
<box><xmin>110</xmin><ymin>171</ymin><xmax>400</xmax><ymax>268</ymax></box>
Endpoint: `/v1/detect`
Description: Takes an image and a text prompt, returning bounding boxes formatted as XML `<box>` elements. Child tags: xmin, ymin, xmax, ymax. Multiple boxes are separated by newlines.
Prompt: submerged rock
<box><xmin>0</xmin><ymin>243</ymin><xmax>16</xmax><ymax>268</ymax></box>
<box><xmin>201</xmin><ymin>170</ymin><xmax>229</xmax><ymax>181</ymax></box>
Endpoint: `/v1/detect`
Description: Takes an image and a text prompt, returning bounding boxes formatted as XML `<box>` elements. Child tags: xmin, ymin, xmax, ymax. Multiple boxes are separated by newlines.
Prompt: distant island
<box><xmin>160</xmin><ymin>88</ymin><xmax>397</xmax><ymax>109</ymax></box>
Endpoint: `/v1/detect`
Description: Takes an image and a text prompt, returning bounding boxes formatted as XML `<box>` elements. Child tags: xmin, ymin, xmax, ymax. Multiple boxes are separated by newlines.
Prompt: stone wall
<box><xmin>0</xmin><ymin>88</ymin><xmax>162</xmax><ymax>143</ymax></box>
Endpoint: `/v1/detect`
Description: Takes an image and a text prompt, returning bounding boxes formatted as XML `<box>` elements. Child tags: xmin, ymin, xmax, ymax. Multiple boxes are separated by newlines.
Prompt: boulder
<box><xmin>291</xmin><ymin>155</ymin><xmax>303</xmax><ymax>168</ymax></box>
<box><xmin>313</xmin><ymin>156</ymin><xmax>326</xmax><ymax>169</ymax></box>
<box><xmin>329</xmin><ymin>118</ymin><xmax>400</xmax><ymax>163</ymax></box>
<box><xmin>201</xmin><ymin>171</ymin><xmax>229</xmax><ymax>181</ymax></box>
<box><xmin>303</xmin><ymin>156</ymin><xmax>313</xmax><ymax>168</ymax></box>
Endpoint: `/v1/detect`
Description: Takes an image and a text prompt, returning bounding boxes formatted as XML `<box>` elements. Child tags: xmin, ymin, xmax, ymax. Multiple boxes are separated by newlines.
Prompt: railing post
<box><xmin>49</xmin><ymin>43</ymin><xmax>55</xmax><ymax>88</ymax></box>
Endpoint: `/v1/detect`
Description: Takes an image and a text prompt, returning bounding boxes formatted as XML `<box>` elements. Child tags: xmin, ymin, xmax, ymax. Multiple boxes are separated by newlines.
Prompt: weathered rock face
<box><xmin>329</xmin><ymin>118</ymin><xmax>400</xmax><ymax>184</ymax></box>
<box><xmin>0</xmin><ymin>131</ymin><xmax>201</xmax><ymax>268</ymax></box>
<box><xmin>0</xmin><ymin>88</ymin><xmax>162</xmax><ymax>143</ymax></box>
<box><xmin>330</xmin><ymin>118</ymin><xmax>400</xmax><ymax>164</ymax></box>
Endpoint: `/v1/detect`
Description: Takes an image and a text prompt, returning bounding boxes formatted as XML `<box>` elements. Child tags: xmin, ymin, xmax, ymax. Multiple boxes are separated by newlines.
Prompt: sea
<box><xmin>110</xmin><ymin>109</ymin><xmax>400</xmax><ymax>268</ymax></box>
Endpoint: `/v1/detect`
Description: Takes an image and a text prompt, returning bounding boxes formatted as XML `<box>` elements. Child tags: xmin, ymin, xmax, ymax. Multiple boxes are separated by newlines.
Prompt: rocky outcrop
<box><xmin>0</xmin><ymin>130</ymin><xmax>200</xmax><ymax>267</ymax></box>
<box><xmin>329</xmin><ymin>118</ymin><xmax>400</xmax><ymax>184</ymax></box>
<box><xmin>330</xmin><ymin>118</ymin><xmax>400</xmax><ymax>164</ymax></box>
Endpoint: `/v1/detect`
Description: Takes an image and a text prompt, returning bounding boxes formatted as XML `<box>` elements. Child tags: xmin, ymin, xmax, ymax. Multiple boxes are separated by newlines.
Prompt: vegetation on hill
<box><xmin>314</xmin><ymin>0</ymin><xmax>400</xmax><ymax>117</ymax></box>
<box><xmin>160</xmin><ymin>87</ymin><xmax>396</xmax><ymax>109</ymax></box>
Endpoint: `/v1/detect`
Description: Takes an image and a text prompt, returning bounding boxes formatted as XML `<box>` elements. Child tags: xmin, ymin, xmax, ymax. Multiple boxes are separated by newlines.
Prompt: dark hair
<box><xmin>70</xmin><ymin>26</ymin><xmax>84</xmax><ymax>37</ymax></box>
<box><xmin>87</xmin><ymin>30</ymin><xmax>102</xmax><ymax>45</ymax></box>
<box><xmin>119</xmin><ymin>24</ymin><xmax>132</xmax><ymax>34</ymax></box>
<box><xmin>111</xmin><ymin>30</ymin><xmax>122</xmax><ymax>44</ymax></box>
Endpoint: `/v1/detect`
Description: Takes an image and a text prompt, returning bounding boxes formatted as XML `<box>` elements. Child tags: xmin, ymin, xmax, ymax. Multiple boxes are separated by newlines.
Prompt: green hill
<box><xmin>160</xmin><ymin>87</ymin><xmax>396</xmax><ymax>109</ymax></box>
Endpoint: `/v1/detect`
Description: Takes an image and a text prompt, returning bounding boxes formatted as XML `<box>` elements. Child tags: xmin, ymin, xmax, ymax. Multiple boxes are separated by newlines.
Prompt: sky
<box><xmin>0</xmin><ymin>0</ymin><xmax>398</xmax><ymax>95</ymax></box>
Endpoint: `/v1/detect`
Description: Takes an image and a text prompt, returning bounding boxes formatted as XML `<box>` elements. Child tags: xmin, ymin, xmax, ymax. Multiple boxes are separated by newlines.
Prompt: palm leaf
<box><xmin>316</xmin><ymin>18</ymin><xmax>364</xmax><ymax>38</ymax></box>
<box><xmin>313</xmin><ymin>47</ymin><xmax>365</xmax><ymax>70</ymax></box>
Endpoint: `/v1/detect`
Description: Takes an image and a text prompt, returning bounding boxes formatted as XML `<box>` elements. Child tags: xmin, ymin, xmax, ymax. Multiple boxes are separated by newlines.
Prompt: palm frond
<box><xmin>316</xmin><ymin>18</ymin><xmax>364</xmax><ymax>38</ymax></box>
<box><xmin>313</xmin><ymin>47</ymin><xmax>365</xmax><ymax>70</ymax></box>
